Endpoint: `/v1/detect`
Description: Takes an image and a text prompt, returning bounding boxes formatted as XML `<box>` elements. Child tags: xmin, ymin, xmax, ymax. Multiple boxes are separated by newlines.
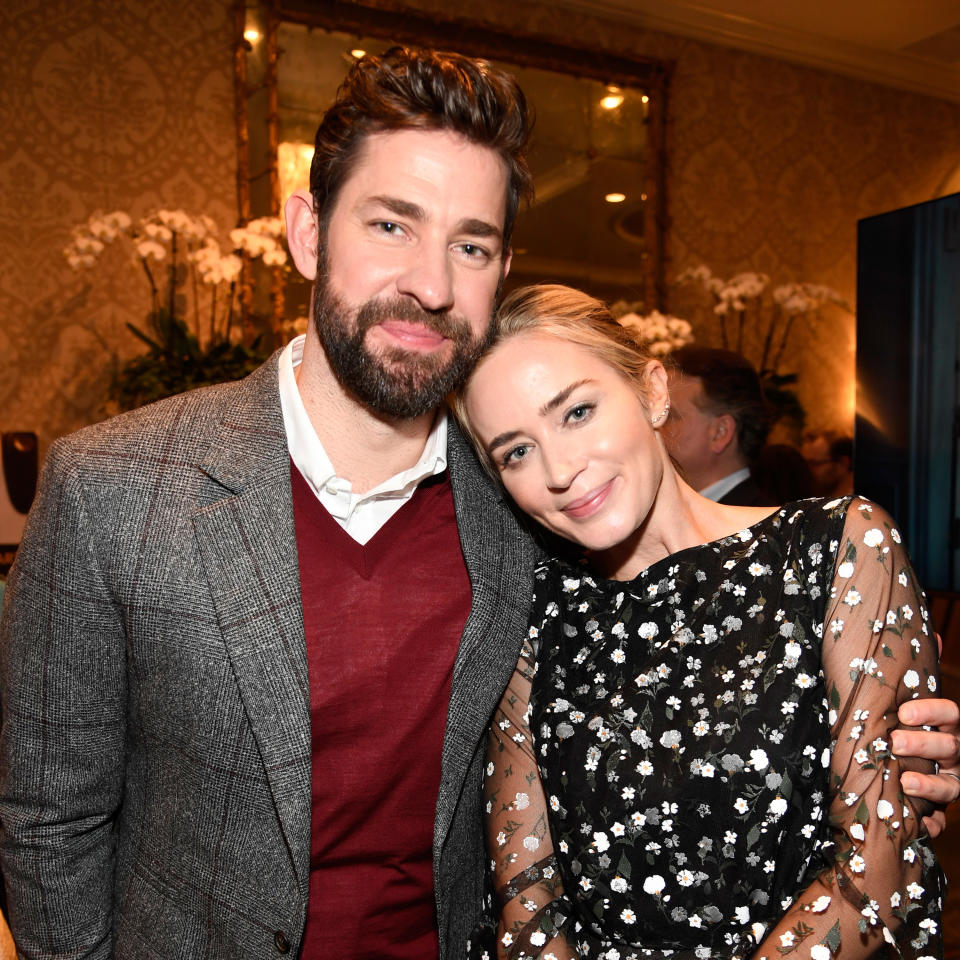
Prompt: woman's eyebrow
<box><xmin>486</xmin><ymin>430</ymin><xmax>521</xmax><ymax>457</ymax></box>
<box><xmin>539</xmin><ymin>380</ymin><xmax>593</xmax><ymax>417</ymax></box>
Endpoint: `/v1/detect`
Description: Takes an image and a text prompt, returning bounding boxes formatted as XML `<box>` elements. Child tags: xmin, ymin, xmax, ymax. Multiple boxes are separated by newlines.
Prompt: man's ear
<box><xmin>709</xmin><ymin>413</ymin><xmax>737</xmax><ymax>454</ymax></box>
<box><xmin>285</xmin><ymin>190</ymin><xmax>320</xmax><ymax>280</ymax></box>
<box><xmin>502</xmin><ymin>246</ymin><xmax>513</xmax><ymax>280</ymax></box>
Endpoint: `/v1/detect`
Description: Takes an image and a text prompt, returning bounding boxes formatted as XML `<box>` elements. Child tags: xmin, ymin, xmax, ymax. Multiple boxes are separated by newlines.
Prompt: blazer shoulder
<box><xmin>47</xmin><ymin>353</ymin><xmax>283</xmax><ymax>484</ymax></box>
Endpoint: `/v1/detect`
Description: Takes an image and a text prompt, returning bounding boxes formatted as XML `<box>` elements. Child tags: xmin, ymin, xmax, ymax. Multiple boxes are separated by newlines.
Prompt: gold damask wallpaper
<box><xmin>3</xmin><ymin>0</ymin><xmax>960</xmax><ymax>454</ymax></box>
<box><xmin>0</xmin><ymin>0</ymin><xmax>237</xmax><ymax>452</ymax></box>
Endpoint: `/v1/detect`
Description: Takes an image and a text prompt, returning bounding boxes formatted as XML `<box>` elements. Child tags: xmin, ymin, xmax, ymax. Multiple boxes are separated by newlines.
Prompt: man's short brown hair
<box><xmin>310</xmin><ymin>46</ymin><xmax>534</xmax><ymax>250</ymax></box>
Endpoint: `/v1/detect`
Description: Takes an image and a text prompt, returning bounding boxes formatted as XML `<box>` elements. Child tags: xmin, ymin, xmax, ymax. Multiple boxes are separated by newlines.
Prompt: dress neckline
<box><xmin>552</xmin><ymin>499</ymin><xmax>830</xmax><ymax>596</ymax></box>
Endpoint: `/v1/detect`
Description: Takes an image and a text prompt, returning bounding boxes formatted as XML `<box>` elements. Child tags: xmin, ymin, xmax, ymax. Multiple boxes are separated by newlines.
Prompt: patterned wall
<box><xmin>0</xmin><ymin>0</ymin><xmax>237</xmax><ymax>453</ymax></box>
<box><xmin>3</xmin><ymin>0</ymin><xmax>960</xmax><ymax>454</ymax></box>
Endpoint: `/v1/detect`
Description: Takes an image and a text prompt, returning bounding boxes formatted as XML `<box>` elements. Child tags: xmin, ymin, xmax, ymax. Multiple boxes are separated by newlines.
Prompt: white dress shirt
<box><xmin>698</xmin><ymin>466</ymin><xmax>751</xmax><ymax>503</ymax></box>
<box><xmin>278</xmin><ymin>335</ymin><xmax>448</xmax><ymax>545</ymax></box>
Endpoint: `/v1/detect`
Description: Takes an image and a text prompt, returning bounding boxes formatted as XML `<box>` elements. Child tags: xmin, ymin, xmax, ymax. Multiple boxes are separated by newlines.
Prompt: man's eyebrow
<box><xmin>366</xmin><ymin>195</ymin><xmax>425</xmax><ymax>220</ymax></box>
<box><xmin>539</xmin><ymin>380</ymin><xmax>593</xmax><ymax>417</ymax></box>
<box><xmin>456</xmin><ymin>217</ymin><xmax>503</xmax><ymax>242</ymax></box>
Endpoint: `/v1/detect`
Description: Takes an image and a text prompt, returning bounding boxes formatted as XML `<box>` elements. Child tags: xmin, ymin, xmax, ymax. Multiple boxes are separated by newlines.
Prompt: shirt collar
<box><xmin>699</xmin><ymin>466</ymin><xmax>751</xmax><ymax>503</ymax></box>
<box><xmin>277</xmin><ymin>335</ymin><xmax>448</xmax><ymax>513</ymax></box>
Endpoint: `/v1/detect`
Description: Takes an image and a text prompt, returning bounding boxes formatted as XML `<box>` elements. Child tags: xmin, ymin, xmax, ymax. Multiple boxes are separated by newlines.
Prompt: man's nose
<box><xmin>396</xmin><ymin>243</ymin><xmax>455</xmax><ymax>313</ymax></box>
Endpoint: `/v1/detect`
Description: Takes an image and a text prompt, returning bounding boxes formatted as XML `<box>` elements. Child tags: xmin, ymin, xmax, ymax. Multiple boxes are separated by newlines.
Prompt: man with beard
<box><xmin>2</xmin><ymin>47</ymin><xmax>959</xmax><ymax>960</ymax></box>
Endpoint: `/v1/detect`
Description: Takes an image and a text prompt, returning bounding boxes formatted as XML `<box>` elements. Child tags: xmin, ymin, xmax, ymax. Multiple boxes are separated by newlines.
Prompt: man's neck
<box><xmin>295</xmin><ymin>331</ymin><xmax>440</xmax><ymax>494</ymax></box>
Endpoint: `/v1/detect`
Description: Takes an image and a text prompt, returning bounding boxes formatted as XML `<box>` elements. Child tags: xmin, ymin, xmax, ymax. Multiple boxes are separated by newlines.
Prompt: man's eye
<box><xmin>458</xmin><ymin>242</ymin><xmax>491</xmax><ymax>260</ymax></box>
<box><xmin>375</xmin><ymin>221</ymin><xmax>403</xmax><ymax>235</ymax></box>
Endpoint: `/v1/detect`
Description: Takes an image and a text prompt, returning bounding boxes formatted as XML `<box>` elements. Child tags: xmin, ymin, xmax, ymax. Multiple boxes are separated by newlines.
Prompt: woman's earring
<box><xmin>650</xmin><ymin>400</ymin><xmax>671</xmax><ymax>426</ymax></box>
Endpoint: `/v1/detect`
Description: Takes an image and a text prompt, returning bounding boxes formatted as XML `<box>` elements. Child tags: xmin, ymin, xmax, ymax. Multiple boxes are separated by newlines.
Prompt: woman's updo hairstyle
<box><xmin>451</xmin><ymin>284</ymin><xmax>657</xmax><ymax>477</ymax></box>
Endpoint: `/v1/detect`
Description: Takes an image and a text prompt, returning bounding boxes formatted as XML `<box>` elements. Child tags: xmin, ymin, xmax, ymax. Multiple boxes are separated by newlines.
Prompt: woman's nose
<box><xmin>542</xmin><ymin>446</ymin><xmax>586</xmax><ymax>490</ymax></box>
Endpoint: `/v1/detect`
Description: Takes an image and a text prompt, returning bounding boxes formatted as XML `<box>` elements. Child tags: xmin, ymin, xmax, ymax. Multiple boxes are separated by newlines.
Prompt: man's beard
<box><xmin>312</xmin><ymin>270</ymin><xmax>494</xmax><ymax>420</ymax></box>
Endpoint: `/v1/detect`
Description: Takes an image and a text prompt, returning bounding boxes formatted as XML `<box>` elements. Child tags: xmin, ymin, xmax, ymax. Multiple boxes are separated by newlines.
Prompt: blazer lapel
<box><xmin>434</xmin><ymin>423</ymin><xmax>538</xmax><ymax>853</ymax></box>
<box><xmin>192</xmin><ymin>356</ymin><xmax>312</xmax><ymax>899</ymax></box>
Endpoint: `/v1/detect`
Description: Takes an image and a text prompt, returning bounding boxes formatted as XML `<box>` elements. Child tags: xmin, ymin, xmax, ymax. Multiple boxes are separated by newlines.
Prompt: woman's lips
<box><xmin>562</xmin><ymin>479</ymin><xmax>614</xmax><ymax>519</ymax></box>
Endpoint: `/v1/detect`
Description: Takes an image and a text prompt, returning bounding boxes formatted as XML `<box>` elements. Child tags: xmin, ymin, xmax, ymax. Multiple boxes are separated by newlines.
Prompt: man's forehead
<box><xmin>343</xmin><ymin>128</ymin><xmax>508</xmax><ymax>210</ymax></box>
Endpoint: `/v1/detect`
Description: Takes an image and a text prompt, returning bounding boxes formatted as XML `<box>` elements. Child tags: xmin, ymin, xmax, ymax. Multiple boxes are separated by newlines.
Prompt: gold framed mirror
<box><xmin>234</xmin><ymin>0</ymin><xmax>671</xmax><ymax>328</ymax></box>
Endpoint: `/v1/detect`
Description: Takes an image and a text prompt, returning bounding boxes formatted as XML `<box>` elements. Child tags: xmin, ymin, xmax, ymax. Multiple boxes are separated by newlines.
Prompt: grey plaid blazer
<box><xmin>0</xmin><ymin>353</ymin><xmax>537</xmax><ymax>959</ymax></box>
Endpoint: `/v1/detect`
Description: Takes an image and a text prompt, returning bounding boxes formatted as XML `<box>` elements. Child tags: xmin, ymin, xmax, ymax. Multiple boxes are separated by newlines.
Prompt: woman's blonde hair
<box><xmin>450</xmin><ymin>283</ymin><xmax>657</xmax><ymax>476</ymax></box>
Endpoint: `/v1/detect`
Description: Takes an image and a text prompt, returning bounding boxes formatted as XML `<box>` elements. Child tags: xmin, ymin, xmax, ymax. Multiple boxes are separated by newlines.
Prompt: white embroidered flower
<box><xmin>734</xmin><ymin>797</ymin><xmax>749</xmax><ymax>814</ymax></box>
<box><xmin>768</xmin><ymin>796</ymin><xmax>788</xmax><ymax>818</ymax></box>
<box><xmin>903</xmin><ymin>670</ymin><xmax>920</xmax><ymax>689</ymax></box>
<box><xmin>642</xmin><ymin>875</ymin><xmax>666</xmax><ymax>895</ymax></box>
<box><xmin>877</xmin><ymin>799</ymin><xmax>894</xmax><ymax>820</ymax></box>
<box><xmin>844</xmin><ymin>589</ymin><xmax>862</xmax><ymax>606</ymax></box>
<box><xmin>849</xmin><ymin>854</ymin><xmax>866</xmax><ymax>873</ymax></box>
<box><xmin>749</xmin><ymin>748</ymin><xmax>769</xmax><ymax>771</ymax></box>
<box><xmin>810</xmin><ymin>945</ymin><xmax>831</xmax><ymax>960</ymax></box>
<box><xmin>677</xmin><ymin>869</ymin><xmax>694</xmax><ymax>886</ymax></box>
<box><xmin>810</xmin><ymin>895</ymin><xmax>831</xmax><ymax>912</ymax></box>
<box><xmin>836</xmin><ymin>561</ymin><xmax>855</xmax><ymax>578</ymax></box>
<box><xmin>906</xmin><ymin>881</ymin><xmax>924</xmax><ymax>899</ymax></box>
<box><xmin>523</xmin><ymin>836</ymin><xmax>540</xmax><ymax>851</ymax></box>
<box><xmin>863</xmin><ymin>528</ymin><xmax>884</xmax><ymax>547</ymax></box>
<box><xmin>530</xmin><ymin>931</ymin><xmax>547</xmax><ymax>946</ymax></box>
<box><xmin>620</xmin><ymin>908</ymin><xmax>637</xmax><ymax>924</ymax></box>
<box><xmin>515</xmin><ymin>792</ymin><xmax>530</xmax><ymax>810</ymax></box>
<box><xmin>850</xmin><ymin>823</ymin><xmax>865</xmax><ymax>842</ymax></box>
<box><xmin>610</xmin><ymin>876</ymin><xmax>628</xmax><ymax>893</ymax></box>
<box><xmin>593</xmin><ymin>832</ymin><xmax>610</xmax><ymax>853</ymax></box>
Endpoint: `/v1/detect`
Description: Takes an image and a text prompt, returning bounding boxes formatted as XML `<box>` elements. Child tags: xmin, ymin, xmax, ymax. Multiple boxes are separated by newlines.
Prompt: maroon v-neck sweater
<box><xmin>292</xmin><ymin>463</ymin><xmax>472</xmax><ymax>959</ymax></box>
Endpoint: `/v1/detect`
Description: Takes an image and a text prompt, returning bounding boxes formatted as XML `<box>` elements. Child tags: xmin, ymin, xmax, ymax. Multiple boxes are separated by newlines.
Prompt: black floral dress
<box><xmin>475</xmin><ymin>498</ymin><xmax>943</xmax><ymax>960</ymax></box>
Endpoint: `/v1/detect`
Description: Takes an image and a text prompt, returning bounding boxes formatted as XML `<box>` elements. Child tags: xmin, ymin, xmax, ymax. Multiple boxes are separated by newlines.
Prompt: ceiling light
<box><xmin>641</xmin><ymin>95</ymin><xmax>650</xmax><ymax>104</ymax></box>
<box><xmin>351</xmin><ymin>48</ymin><xmax>366</xmax><ymax>59</ymax></box>
<box><xmin>605</xmin><ymin>192</ymin><xmax>626</xmax><ymax>203</ymax></box>
<box><xmin>243</xmin><ymin>27</ymin><xmax>260</xmax><ymax>43</ymax></box>
<box><xmin>601</xmin><ymin>85</ymin><xmax>624</xmax><ymax>110</ymax></box>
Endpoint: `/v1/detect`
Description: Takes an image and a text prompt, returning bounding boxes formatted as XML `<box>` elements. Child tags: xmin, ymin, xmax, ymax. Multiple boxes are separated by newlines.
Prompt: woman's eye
<box><xmin>565</xmin><ymin>402</ymin><xmax>594</xmax><ymax>424</ymax></box>
<box><xmin>502</xmin><ymin>443</ymin><xmax>530</xmax><ymax>467</ymax></box>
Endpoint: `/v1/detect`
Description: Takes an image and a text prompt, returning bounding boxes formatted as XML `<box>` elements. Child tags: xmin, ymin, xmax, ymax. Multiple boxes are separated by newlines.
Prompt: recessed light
<box><xmin>605</xmin><ymin>192</ymin><xmax>626</xmax><ymax>203</ymax></box>
<box><xmin>243</xmin><ymin>28</ymin><xmax>260</xmax><ymax>43</ymax></box>
<box><xmin>351</xmin><ymin>48</ymin><xmax>367</xmax><ymax>59</ymax></box>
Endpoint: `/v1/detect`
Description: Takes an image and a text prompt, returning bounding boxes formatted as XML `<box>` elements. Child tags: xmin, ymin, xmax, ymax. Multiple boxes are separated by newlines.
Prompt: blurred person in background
<box><xmin>802</xmin><ymin>429</ymin><xmax>854</xmax><ymax>498</ymax></box>
<box><xmin>662</xmin><ymin>345</ymin><xmax>775</xmax><ymax>506</ymax></box>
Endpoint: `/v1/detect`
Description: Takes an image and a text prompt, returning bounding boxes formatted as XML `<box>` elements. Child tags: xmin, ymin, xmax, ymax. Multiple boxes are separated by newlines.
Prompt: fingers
<box><xmin>898</xmin><ymin>697</ymin><xmax>960</xmax><ymax>730</ymax></box>
<box><xmin>891</xmin><ymin>728</ymin><xmax>960</xmax><ymax>764</ymax></box>
<box><xmin>901</xmin><ymin>770</ymin><xmax>960</xmax><ymax>806</ymax></box>
<box><xmin>922</xmin><ymin>810</ymin><xmax>946</xmax><ymax>839</ymax></box>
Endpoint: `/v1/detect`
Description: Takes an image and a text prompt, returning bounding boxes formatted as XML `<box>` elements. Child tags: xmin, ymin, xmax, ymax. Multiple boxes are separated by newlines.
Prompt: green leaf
<box><xmin>823</xmin><ymin>919</ymin><xmax>842</xmax><ymax>950</ymax></box>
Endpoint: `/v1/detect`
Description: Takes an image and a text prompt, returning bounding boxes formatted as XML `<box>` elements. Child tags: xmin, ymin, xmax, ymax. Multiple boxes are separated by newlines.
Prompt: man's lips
<box><xmin>561</xmin><ymin>479</ymin><xmax>615</xmax><ymax>519</ymax></box>
<box><xmin>375</xmin><ymin>320</ymin><xmax>448</xmax><ymax>350</ymax></box>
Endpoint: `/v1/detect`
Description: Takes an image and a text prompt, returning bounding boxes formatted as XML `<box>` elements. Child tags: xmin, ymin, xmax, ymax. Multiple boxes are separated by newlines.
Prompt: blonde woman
<box><xmin>454</xmin><ymin>285</ymin><xmax>944</xmax><ymax>959</ymax></box>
